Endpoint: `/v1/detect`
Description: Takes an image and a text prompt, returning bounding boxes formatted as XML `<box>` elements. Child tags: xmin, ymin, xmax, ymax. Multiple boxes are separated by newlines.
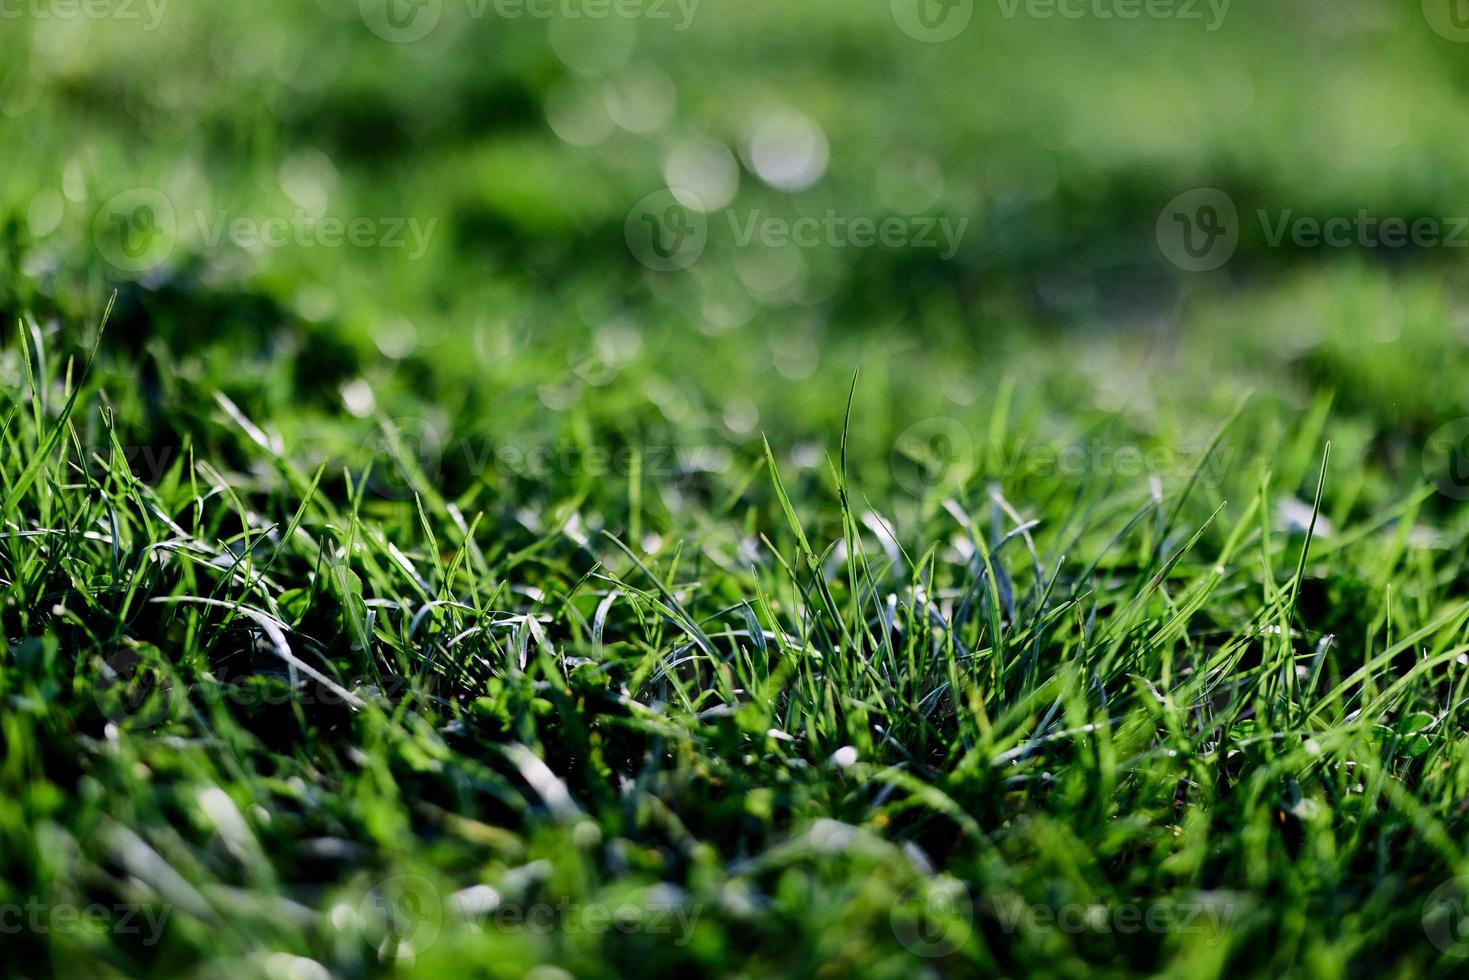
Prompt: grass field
<box><xmin>7</xmin><ymin>1</ymin><xmax>1469</xmax><ymax>976</ymax></box>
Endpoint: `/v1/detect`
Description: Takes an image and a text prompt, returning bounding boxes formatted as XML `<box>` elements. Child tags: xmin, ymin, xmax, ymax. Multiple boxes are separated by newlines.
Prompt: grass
<box><xmin>6</xmin><ymin>2</ymin><xmax>1469</xmax><ymax>977</ymax></box>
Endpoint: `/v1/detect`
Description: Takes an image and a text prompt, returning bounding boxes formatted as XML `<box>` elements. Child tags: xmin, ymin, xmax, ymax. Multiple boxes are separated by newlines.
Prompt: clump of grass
<box><xmin>3</xmin><ymin>296</ymin><xmax>1469</xmax><ymax>977</ymax></box>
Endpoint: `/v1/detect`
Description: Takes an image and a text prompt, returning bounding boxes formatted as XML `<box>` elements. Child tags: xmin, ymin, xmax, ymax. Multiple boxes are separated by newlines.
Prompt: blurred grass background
<box><xmin>6</xmin><ymin>0</ymin><xmax>1469</xmax><ymax>459</ymax></box>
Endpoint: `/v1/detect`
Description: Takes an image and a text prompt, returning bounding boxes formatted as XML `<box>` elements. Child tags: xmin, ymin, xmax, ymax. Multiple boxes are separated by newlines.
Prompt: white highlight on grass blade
<box><xmin>101</xmin><ymin>820</ymin><xmax>211</xmax><ymax>923</ymax></box>
<box><xmin>198</xmin><ymin>786</ymin><xmax>270</xmax><ymax>879</ymax></box>
<box><xmin>215</xmin><ymin>392</ymin><xmax>283</xmax><ymax>456</ymax></box>
<box><xmin>149</xmin><ymin>596</ymin><xmax>365</xmax><ymax>710</ymax></box>
<box><xmin>503</xmin><ymin>743</ymin><xmax>581</xmax><ymax>820</ymax></box>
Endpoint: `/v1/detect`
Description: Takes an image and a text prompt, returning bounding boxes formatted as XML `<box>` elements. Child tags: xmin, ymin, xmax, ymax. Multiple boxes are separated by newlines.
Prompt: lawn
<box><xmin>4</xmin><ymin>1</ymin><xmax>1469</xmax><ymax>976</ymax></box>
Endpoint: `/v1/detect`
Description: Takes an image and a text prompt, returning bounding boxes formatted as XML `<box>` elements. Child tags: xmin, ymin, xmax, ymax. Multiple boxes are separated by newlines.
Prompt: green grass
<box><xmin>6</xmin><ymin>2</ymin><xmax>1469</xmax><ymax>977</ymax></box>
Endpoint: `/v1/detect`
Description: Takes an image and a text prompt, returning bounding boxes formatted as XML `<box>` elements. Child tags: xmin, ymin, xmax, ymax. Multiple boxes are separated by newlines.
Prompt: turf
<box><xmin>5</xmin><ymin>2</ymin><xmax>1469</xmax><ymax>978</ymax></box>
